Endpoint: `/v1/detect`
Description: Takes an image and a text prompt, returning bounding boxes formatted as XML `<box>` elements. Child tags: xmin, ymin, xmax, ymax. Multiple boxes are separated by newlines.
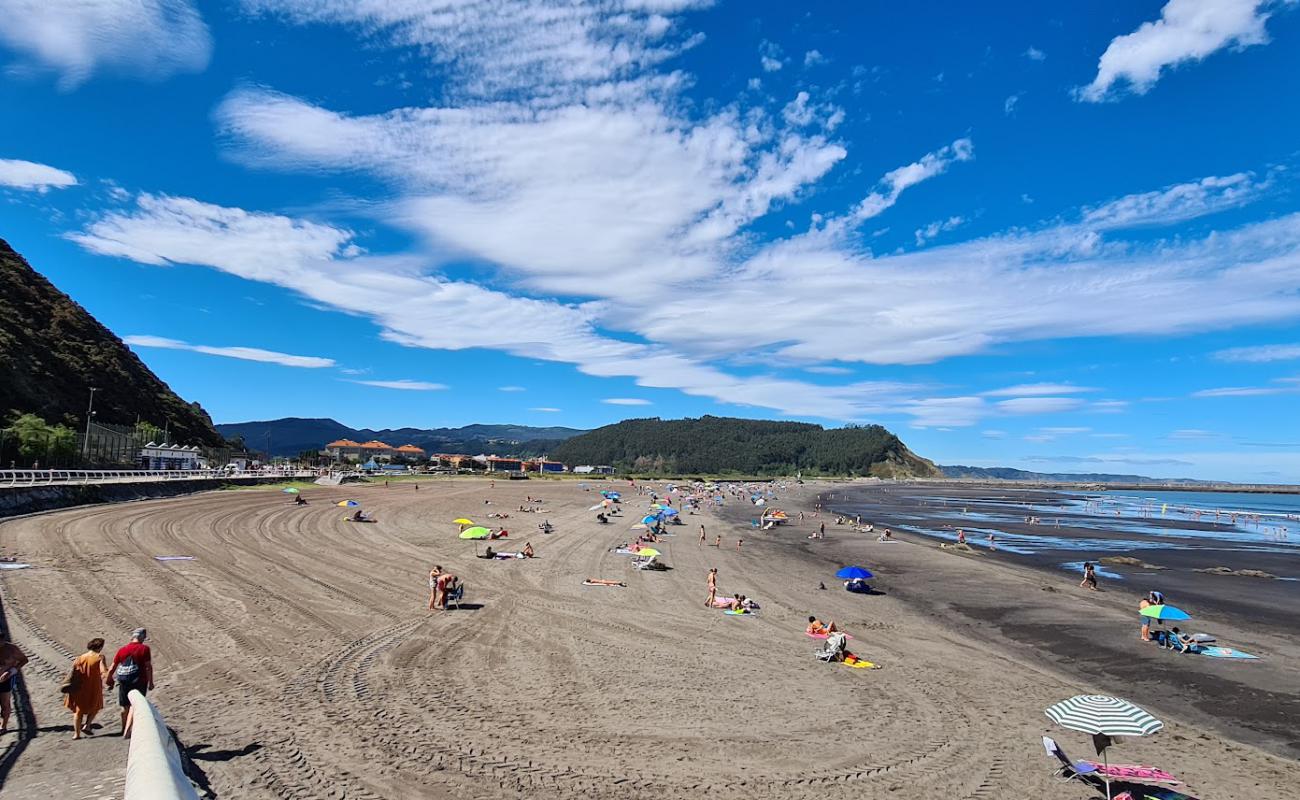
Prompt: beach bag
<box><xmin>60</xmin><ymin>666</ymin><xmax>80</xmax><ymax>694</ymax></box>
<box><xmin>114</xmin><ymin>656</ymin><xmax>140</xmax><ymax>683</ymax></box>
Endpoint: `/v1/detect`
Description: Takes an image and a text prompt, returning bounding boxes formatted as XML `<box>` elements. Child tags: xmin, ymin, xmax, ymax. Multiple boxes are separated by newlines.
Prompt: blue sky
<box><xmin>2</xmin><ymin>1</ymin><xmax>1300</xmax><ymax>482</ymax></box>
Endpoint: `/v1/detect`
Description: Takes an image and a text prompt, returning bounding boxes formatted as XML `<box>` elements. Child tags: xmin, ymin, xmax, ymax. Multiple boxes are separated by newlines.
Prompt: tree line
<box><xmin>549</xmin><ymin>416</ymin><xmax>933</xmax><ymax>476</ymax></box>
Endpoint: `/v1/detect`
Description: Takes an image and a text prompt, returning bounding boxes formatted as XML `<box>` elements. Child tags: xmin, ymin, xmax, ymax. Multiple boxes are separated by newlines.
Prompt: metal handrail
<box><xmin>0</xmin><ymin>469</ymin><xmax>312</xmax><ymax>488</ymax></box>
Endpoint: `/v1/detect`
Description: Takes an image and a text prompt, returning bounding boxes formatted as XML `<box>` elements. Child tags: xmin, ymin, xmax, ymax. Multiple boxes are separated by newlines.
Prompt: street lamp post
<box><xmin>82</xmin><ymin>387</ymin><xmax>99</xmax><ymax>459</ymax></box>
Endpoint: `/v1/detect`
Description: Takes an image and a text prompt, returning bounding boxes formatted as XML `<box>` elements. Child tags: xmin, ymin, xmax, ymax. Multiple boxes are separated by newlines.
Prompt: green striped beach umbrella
<box><xmin>1045</xmin><ymin>695</ymin><xmax>1163</xmax><ymax>800</ymax></box>
<box><xmin>1045</xmin><ymin>695</ymin><xmax>1163</xmax><ymax>737</ymax></box>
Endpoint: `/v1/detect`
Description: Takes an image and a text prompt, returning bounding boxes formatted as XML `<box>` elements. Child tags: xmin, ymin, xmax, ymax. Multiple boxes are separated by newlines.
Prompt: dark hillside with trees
<box><xmin>549</xmin><ymin>416</ymin><xmax>940</xmax><ymax>477</ymax></box>
<box><xmin>0</xmin><ymin>237</ymin><xmax>223</xmax><ymax>447</ymax></box>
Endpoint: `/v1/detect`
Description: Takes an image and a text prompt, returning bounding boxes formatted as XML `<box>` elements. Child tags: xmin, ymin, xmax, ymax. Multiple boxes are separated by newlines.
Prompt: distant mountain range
<box><xmin>215</xmin><ymin>417</ymin><xmax>585</xmax><ymax>457</ymax></box>
<box><xmin>1</xmin><ymin>237</ymin><xmax>223</xmax><ymax>445</ymax></box>
<box><xmin>939</xmin><ymin>465</ymin><xmax>1212</xmax><ymax>485</ymax></box>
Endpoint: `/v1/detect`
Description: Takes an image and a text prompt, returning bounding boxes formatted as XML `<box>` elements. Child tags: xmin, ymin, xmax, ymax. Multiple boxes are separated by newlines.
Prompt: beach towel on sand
<box><xmin>0</xmin><ymin>563</ymin><xmax>31</xmax><ymax>570</ymax></box>
<box><xmin>842</xmin><ymin>656</ymin><xmax>878</xmax><ymax>669</ymax></box>
<box><xmin>1196</xmin><ymin>646</ymin><xmax>1259</xmax><ymax>659</ymax></box>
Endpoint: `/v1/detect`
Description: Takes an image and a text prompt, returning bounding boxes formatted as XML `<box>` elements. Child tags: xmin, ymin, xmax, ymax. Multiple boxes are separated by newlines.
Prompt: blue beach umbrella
<box><xmin>337</xmin><ymin>500</ymin><xmax>360</xmax><ymax>508</ymax></box>
<box><xmin>662</xmin><ymin>507</ymin><xmax>679</xmax><ymax>517</ymax></box>
<box><xmin>835</xmin><ymin>566</ymin><xmax>873</xmax><ymax>580</ymax></box>
<box><xmin>641</xmin><ymin>515</ymin><xmax>661</xmax><ymax>525</ymax></box>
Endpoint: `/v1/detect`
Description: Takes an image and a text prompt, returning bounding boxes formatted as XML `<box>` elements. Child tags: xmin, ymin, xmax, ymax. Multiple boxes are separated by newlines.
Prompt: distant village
<box><xmin>321</xmin><ymin>438</ymin><xmax>612</xmax><ymax>475</ymax></box>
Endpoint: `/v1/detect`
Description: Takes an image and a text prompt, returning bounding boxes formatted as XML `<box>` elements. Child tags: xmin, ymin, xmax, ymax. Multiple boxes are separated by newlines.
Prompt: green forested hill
<box><xmin>0</xmin><ymin>237</ymin><xmax>223</xmax><ymax>445</ymax></box>
<box><xmin>549</xmin><ymin>416</ymin><xmax>940</xmax><ymax>477</ymax></box>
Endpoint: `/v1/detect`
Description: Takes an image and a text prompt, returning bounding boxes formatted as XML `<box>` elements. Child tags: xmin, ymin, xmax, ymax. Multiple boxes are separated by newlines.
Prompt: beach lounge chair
<box><xmin>445</xmin><ymin>582</ymin><xmax>465</xmax><ymax>610</ymax></box>
<box><xmin>633</xmin><ymin>555</ymin><xmax>666</xmax><ymax>571</ymax></box>
<box><xmin>815</xmin><ymin>632</ymin><xmax>849</xmax><ymax>662</ymax></box>
<box><xmin>1043</xmin><ymin>737</ymin><xmax>1184</xmax><ymax>791</ymax></box>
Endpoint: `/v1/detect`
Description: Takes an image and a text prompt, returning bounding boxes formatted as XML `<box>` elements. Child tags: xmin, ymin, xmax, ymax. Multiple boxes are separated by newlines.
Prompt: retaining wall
<box><xmin>0</xmin><ymin>477</ymin><xmax>286</xmax><ymax>519</ymax></box>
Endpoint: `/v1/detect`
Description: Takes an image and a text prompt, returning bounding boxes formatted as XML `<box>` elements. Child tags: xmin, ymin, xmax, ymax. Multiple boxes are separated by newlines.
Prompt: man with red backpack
<box><xmin>105</xmin><ymin>628</ymin><xmax>154</xmax><ymax>736</ymax></box>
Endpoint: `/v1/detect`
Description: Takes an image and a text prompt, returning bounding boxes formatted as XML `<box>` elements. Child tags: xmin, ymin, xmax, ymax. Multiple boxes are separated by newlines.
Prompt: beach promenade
<box><xmin>0</xmin><ymin>478</ymin><xmax>1295</xmax><ymax>799</ymax></box>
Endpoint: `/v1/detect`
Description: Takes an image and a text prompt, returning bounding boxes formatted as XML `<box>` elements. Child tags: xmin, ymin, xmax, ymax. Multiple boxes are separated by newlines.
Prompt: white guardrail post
<box><xmin>125</xmin><ymin>690</ymin><xmax>200</xmax><ymax>800</ymax></box>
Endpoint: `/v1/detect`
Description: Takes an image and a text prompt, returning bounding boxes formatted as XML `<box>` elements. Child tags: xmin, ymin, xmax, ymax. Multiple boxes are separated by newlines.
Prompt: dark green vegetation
<box><xmin>939</xmin><ymin>465</ymin><xmax>1209</xmax><ymax>484</ymax></box>
<box><xmin>215</xmin><ymin>417</ymin><xmax>586</xmax><ymax>457</ymax></box>
<box><xmin>549</xmin><ymin>416</ymin><xmax>940</xmax><ymax>477</ymax></box>
<box><xmin>0</xmin><ymin>238</ymin><xmax>223</xmax><ymax>446</ymax></box>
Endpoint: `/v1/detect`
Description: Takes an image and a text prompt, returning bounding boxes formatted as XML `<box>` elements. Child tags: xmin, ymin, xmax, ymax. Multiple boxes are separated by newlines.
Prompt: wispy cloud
<box><xmin>123</xmin><ymin>334</ymin><xmax>335</xmax><ymax>368</ymax></box>
<box><xmin>498</xmin><ymin>386</ymin><xmax>526</xmax><ymax>392</ymax></box>
<box><xmin>1213</xmin><ymin>342</ymin><xmax>1300</xmax><ymax>362</ymax></box>
<box><xmin>1081</xmin><ymin>173</ymin><xmax>1265</xmax><ymax>229</ymax></box>
<box><xmin>983</xmin><ymin>383</ymin><xmax>1095</xmax><ymax>397</ymax></box>
<box><xmin>347</xmin><ymin>379</ymin><xmax>446</xmax><ymax>391</ymax></box>
<box><xmin>530</xmin><ymin>407</ymin><xmax>562</xmax><ymax>413</ymax></box>
<box><xmin>996</xmin><ymin>397</ymin><xmax>1085</xmax><ymax>414</ymax></box>
<box><xmin>1168</xmin><ymin>428</ymin><xmax>1217</xmax><ymax>439</ymax></box>
<box><xmin>0</xmin><ymin>158</ymin><xmax>77</xmax><ymax>192</ymax></box>
<box><xmin>1024</xmin><ymin>455</ymin><xmax>1194</xmax><ymax>466</ymax></box>
<box><xmin>915</xmin><ymin>215</ymin><xmax>965</xmax><ymax>246</ymax></box>
<box><xmin>851</xmin><ymin>138</ymin><xmax>973</xmax><ymax>222</ymax></box>
<box><xmin>1024</xmin><ymin>46</ymin><xmax>1046</xmax><ymax>61</ymax></box>
<box><xmin>602</xmin><ymin>398</ymin><xmax>652</xmax><ymax>406</ymax></box>
<box><xmin>0</xmin><ymin>0</ymin><xmax>211</xmax><ymax>89</ymax></box>
<box><xmin>1077</xmin><ymin>0</ymin><xmax>1279</xmax><ymax>102</ymax></box>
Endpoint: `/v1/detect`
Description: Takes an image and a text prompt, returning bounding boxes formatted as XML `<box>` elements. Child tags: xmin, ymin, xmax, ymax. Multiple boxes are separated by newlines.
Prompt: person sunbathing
<box><xmin>522</xmin><ymin>542</ymin><xmax>535</xmax><ymax>558</ymax></box>
<box><xmin>807</xmin><ymin>616</ymin><xmax>838</xmax><ymax>636</ymax></box>
<box><xmin>1167</xmin><ymin>627</ymin><xmax>1194</xmax><ymax>653</ymax></box>
<box><xmin>584</xmin><ymin>579</ymin><xmax>625</xmax><ymax>586</ymax></box>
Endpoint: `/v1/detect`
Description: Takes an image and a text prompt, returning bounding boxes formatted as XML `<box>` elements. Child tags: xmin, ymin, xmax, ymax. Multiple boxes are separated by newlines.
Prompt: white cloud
<box><xmin>68</xmin><ymin>193</ymin><xmax>360</xmax><ymax>281</ymax></box>
<box><xmin>1024</xmin><ymin>46</ymin><xmax>1046</xmax><ymax>61</ymax></box>
<box><xmin>761</xmin><ymin>56</ymin><xmax>783</xmax><ymax>72</ymax></box>
<box><xmin>243</xmin><ymin>0</ymin><xmax>712</xmax><ymax>103</ymax></box>
<box><xmin>803</xmin><ymin>365</ymin><xmax>852</xmax><ymax>375</ymax></box>
<box><xmin>850</xmin><ymin>138</ymin><xmax>973</xmax><ymax>222</ymax></box>
<box><xmin>996</xmin><ymin>397</ymin><xmax>1085</xmax><ymax>414</ymax></box>
<box><xmin>0</xmin><ymin>0</ymin><xmax>211</xmax><ymax>89</ymax></box>
<box><xmin>122</xmin><ymin>335</ymin><xmax>335</xmax><ymax>368</ymax></box>
<box><xmin>1168</xmin><ymin>428</ymin><xmax>1216</xmax><ymax>439</ymax></box>
<box><xmin>602</xmin><ymin>398</ymin><xmax>653</xmax><ymax>406</ymax></box>
<box><xmin>1088</xmin><ymin>400</ymin><xmax>1130</xmax><ymax>414</ymax></box>
<box><xmin>981</xmin><ymin>429</ymin><xmax>1007</xmax><ymax>439</ymax></box>
<box><xmin>1003</xmin><ymin>94</ymin><xmax>1020</xmax><ymax>115</ymax></box>
<box><xmin>347</xmin><ymin>379</ymin><xmax>446</xmax><ymax>391</ymax></box>
<box><xmin>498</xmin><ymin>386</ymin><xmax>527</xmax><ymax>392</ymax></box>
<box><xmin>0</xmin><ymin>158</ymin><xmax>78</xmax><ymax>192</ymax></box>
<box><xmin>1077</xmin><ymin>0</ymin><xmax>1279</xmax><ymax>102</ymax></box>
<box><xmin>1213</xmin><ymin>342</ymin><xmax>1300</xmax><ymax>362</ymax></box>
<box><xmin>804</xmin><ymin>49</ymin><xmax>826</xmax><ymax>67</ymax></box>
<box><xmin>915</xmin><ymin>215</ymin><xmax>965</xmax><ymax>246</ymax></box>
<box><xmin>1081</xmin><ymin>173</ymin><xmax>1264</xmax><ymax>228</ymax></box>
<box><xmin>530</xmin><ymin>407</ymin><xmax>562</xmax><ymax>413</ymax></box>
<box><xmin>1040</xmin><ymin>426</ymin><xmax>1091</xmax><ymax>434</ymax></box>
<box><xmin>1192</xmin><ymin>384</ymin><xmax>1300</xmax><ymax>397</ymax></box>
<box><xmin>983</xmin><ymin>383</ymin><xmax>1096</xmax><ymax>397</ymax></box>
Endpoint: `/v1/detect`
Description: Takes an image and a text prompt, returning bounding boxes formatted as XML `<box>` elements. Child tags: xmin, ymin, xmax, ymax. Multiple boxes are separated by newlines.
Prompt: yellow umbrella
<box><xmin>636</xmin><ymin>547</ymin><xmax>661</xmax><ymax>557</ymax></box>
<box><xmin>453</xmin><ymin>518</ymin><xmax>474</xmax><ymax>525</ymax></box>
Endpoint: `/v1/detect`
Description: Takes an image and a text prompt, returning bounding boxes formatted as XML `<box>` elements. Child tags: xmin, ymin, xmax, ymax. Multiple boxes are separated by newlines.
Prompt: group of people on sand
<box><xmin>427</xmin><ymin>566</ymin><xmax>461</xmax><ymax>611</ymax></box>
<box><xmin>1</xmin><ymin>627</ymin><xmax>155</xmax><ymax>740</ymax></box>
<box><xmin>1137</xmin><ymin>590</ymin><xmax>1197</xmax><ymax>652</ymax></box>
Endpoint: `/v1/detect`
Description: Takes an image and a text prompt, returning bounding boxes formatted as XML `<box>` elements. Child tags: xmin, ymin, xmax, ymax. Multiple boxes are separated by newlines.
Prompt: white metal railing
<box><xmin>124</xmin><ymin>690</ymin><xmax>200</xmax><ymax>800</ymax></box>
<box><xmin>0</xmin><ymin>469</ymin><xmax>313</xmax><ymax>488</ymax></box>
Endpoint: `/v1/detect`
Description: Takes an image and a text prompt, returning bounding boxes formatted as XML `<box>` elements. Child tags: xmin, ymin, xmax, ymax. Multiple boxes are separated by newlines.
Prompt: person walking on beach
<box><xmin>106</xmin><ymin>628</ymin><xmax>153</xmax><ymax>736</ymax></box>
<box><xmin>699</xmin><ymin>525</ymin><xmax>706</xmax><ymax>546</ymax></box>
<box><xmin>705</xmin><ymin>568</ymin><xmax>718</xmax><ymax>608</ymax></box>
<box><xmin>956</xmin><ymin>529</ymin><xmax>966</xmax><ymax>545</ymax></box>
<box><xmin>0</xmin><ymin>631</ymin><xmax>29</xmax><ymax>735</ymax></box>
<box><xmin>713</xmin><ymin>534</ymin><xmax>722</xmax><ymax>547</ymax></box>
<box><xmin>736</xmin><ymin>538</ymin><xmax>743</xmax><ymax>552</ymax></box>
<box><xmin>65</xmin><ymin>638</ymin><xmax>109</xmax><ymax>739</ymax></box>
<box><xmin>1080</xmin><ymin>562</ymin><xmax>1098</xmax><ymax>591</ymax></box>
<box><xmin>819</xmin><ymin>521</ymin><xmax>825</xmax><ymax>538</ymax></box>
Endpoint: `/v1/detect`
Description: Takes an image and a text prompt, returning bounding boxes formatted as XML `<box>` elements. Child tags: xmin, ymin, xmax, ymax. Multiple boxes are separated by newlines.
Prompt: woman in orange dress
<box><xmin>64</xmin><ymin>638</ymin><xmax>109</xmax><ymax>739</ymax></box>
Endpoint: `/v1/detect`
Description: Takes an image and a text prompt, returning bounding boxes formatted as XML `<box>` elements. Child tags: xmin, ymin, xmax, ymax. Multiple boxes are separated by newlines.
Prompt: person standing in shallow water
<box><xmin>65</xmin><ymin>638</ymin><xmax>109</xmax><ymax>739</ymax></box>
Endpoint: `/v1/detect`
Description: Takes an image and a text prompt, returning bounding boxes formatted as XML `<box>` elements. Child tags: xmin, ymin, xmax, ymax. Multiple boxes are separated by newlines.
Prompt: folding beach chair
<box><xmin>445</xmin><ymin>582</ymin><xmax>465</xmax><ymax>610</ymax></box>
<box><xmin>815</xmin><ymin>632</ymin><xmax>849</xmax><ymax>662</ymax></box>
<box><xmin>1043</xmin><ymin>737</ymin><xmax>1108</xmax><ymax>791</ymax></box>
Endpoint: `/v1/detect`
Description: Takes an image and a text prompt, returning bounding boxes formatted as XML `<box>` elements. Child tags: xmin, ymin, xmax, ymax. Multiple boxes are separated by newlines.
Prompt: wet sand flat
<box><xmin>0</xmin><ymin>478</ymin><xmax>1295</xmax><ymax>799</ymax></box>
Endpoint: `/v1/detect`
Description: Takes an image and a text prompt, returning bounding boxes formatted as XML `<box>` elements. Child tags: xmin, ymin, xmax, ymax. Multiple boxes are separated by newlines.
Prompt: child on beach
<box><xmin>1080</xmin><ymin>562</ymin><xmax>1098</xmax><ymax>591</ymax></box>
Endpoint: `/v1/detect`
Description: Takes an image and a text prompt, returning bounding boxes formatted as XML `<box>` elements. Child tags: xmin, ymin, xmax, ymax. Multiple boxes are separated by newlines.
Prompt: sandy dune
<box><xmin>0</xmin><ymin>478</ymin><xmax>1294</xmax><ymax>799</ymax></box>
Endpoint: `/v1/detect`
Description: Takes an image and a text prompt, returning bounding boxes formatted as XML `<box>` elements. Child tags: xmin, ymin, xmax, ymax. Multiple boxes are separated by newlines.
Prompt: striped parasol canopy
<box><xmin>1045</xmin><ymin>695</ymin><xmax>1164</xmax><ymax>737</ymax></box>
